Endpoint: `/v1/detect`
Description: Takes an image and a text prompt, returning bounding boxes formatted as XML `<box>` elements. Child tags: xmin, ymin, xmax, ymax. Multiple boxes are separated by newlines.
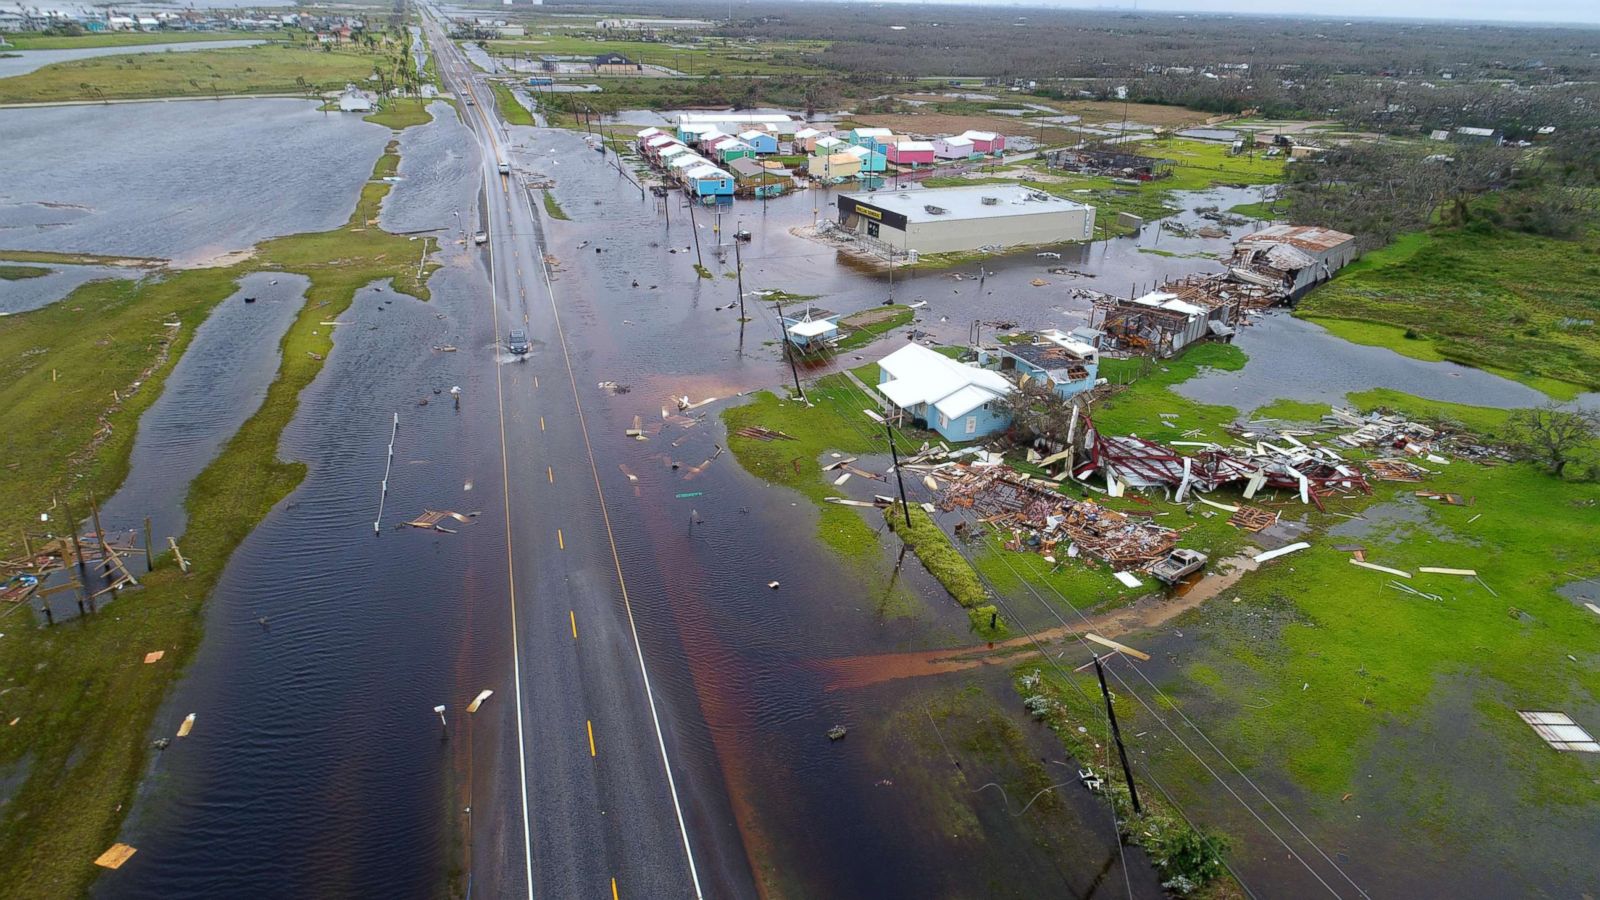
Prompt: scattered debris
<box><xmin>1350</xmin><ymin>559</ymin><xmax>1411</xmax><ymax>579</ymax></box>
<box><xmin>1517</xmin><ymin>711</ymin><xmax>1599</xmax><ymax>752</ymax></box>
<box><xmin>1253</xmin><ymin>542</ymin><xmax>1309</xmax><ymax>564</ymax></box>
<box><xmin>734</xmin><ymin>425</ymin><xmax>795</xmax><ymax>442</ymax></box>
<box><xmin>176</xmin><ymin>713</ymin><xmax>196</xmax><ymax>738</ymax></box>
<box><xmin>827</xmin><ymin>724</ymin><xmax>848</xmax><ymax>741</ymax></box>
<box><xmin>768</xmin><ymin>581</ymin><xmax>781</xmax><ymax>589</ymax></box>
<box><xmin>467</xmin><ymin>690</ymin><xmax>494</xmax><ymax>713</ymax></box>
<box><xmin>1228</xmin><ymin>505</ymin><xmax>1278</xmax><ymax>532</ymax></box>
<box><xmin>1113</xmin><ymin>570</ymin><xmax>1143</xmax><ymax>589</ymax></box>
<box><xmin>1418</xmin><ymin>567</ymin><xmax>1477</xmax><ymax>577</ymax></box>
<box><xmin>405</xmin><ymin>509</ymin><xmax>477</xmax><ymax>532</ymax></box>
<box><xmin>143</xmin><ymin>651</ymin><xmax>164</xmax><ymax>664</ymax></box>
<box><xmin>94</xmin><ymin>844</ymin><xmax>137</xmax><ymax>870</ymax></box>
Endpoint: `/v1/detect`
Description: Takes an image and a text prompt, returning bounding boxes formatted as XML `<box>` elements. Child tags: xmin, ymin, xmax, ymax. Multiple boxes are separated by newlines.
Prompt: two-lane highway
<box><xmin>422</xmin><ymin>12</ymin><xmax>710</xmax><ymax>897</ymax></box>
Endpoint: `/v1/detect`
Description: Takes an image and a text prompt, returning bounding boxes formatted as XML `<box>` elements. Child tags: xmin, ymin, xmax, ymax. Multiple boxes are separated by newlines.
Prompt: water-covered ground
<box><xmin>0</xmin><ymin>99</ymin><xmax>389</xmax><ymax>265</ymax></box>
<box><xmin>0</xmin><ymin>39</ymin><xmax>265</xmax><ymax>79</ymax></box>
<box><xmin>0</xmin><ymin>262</ymin><xmax>139</xmax><ymax>314</ymax></box>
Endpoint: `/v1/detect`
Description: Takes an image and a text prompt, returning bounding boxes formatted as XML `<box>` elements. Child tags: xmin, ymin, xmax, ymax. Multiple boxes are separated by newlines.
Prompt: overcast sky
<box><xmin>896</xmin><ymin>0</ymin><xmax>1600</xmax><ymax>26</ymax></box>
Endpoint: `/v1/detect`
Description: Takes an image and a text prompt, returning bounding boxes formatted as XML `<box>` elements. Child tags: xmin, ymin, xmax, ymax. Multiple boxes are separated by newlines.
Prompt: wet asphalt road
<box><xmin>425</xmin><ymin>13</ymin><xmax>719</xmax><ymax>898</ymax></box>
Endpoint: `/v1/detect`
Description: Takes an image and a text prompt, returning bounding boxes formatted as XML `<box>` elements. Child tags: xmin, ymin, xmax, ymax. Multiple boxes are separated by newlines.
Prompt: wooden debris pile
<box><xmin>935</xmin><ymin>462</ymin><xmax>1180</xmax><ymax>570</ymax></box>
<box><xmin>405</xmin><ymin>510</ymin><xmax>477</xmax><ymax>533</ymax></box>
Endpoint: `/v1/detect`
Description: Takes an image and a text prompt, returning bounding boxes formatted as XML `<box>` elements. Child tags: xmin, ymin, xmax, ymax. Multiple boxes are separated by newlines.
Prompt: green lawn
<box><xmin>0</xmin><ymin>138</ymin><xmax>438</xmax><ymax>897</ymax></box>
<box><xmin>1298</xmin><ymin>225</ymin><xmax>1600</xmax><ymax>392</ymax></box>
<box><xmin>0</xmin><ymin>40</ymin><xmax>411</xmax><ymax>103</ymax></box>
<box><xmin>0</xmin><ymin>264</ymin><xmax>50</xmax><ymax>280</ymax></box>
<box><xmin>488</xmin><ymin>80</ymin><xmax>534</xmax><ymax>126</ymax></box>
<box><xmin>835</xmin><ymin>304</ymin><xmax>913</xmax><ymax>351</ymax></box>
<box><xmin>365</xmin><ymin>96</ymin><xmax>434</xmax><ymax>130</ymax></box>
<box><xmin>886</xmin><ymin>505</ymin><xmax>1005</xmax><ymax>638</ymax></box>
<box><xmin>542</xmin><ymin>190</ymin><xmax>569</xmax><ymax>220</ymax></box>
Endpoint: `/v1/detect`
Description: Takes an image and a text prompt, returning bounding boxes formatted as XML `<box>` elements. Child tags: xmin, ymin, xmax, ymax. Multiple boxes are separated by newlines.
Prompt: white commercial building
<box><xmin>836</xmin><ymin>184</ymin><xmax>1095</xmax><ymax>254</ymax></box>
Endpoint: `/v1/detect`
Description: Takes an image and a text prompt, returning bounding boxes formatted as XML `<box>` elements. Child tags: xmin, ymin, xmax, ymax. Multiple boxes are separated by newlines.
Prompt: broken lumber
<box><xmin>1349</xmin><ymin>559</ymin><xmax>1410</xmax><ymax>579</ymax></box>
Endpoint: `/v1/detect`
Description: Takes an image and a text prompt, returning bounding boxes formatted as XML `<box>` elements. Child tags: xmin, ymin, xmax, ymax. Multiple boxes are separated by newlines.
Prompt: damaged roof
<box><xmin>1236</xmin><ymin>224</ymin><xmax>1355</xmax><ymax>253</ymax></box>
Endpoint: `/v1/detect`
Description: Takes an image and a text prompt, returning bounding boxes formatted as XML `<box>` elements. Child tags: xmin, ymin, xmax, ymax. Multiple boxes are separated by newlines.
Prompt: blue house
<box><xmin>849</xmin><ymin>127</ymin><xmax>894</xmax><ymax>152</ymax></box>
<box><xmin>686</xmin><ymin>164</ymin><xmax>735</xmax><ymax>199</ymax></box>
<box><xmin>844</xmin><ymin>144</ymin><xmax>887</xmax><ymax>173</ymax></box>
<box><xmin>877</xmin><ymin>343</ymin><xmax>1013</xmax><ymax>442</ymax></box>
<box><xmin>982</xmin><ymin>330</ymin><xmax>1099</xmax><ymax>400</ymax></box>
<box><xmin>781</xmin><ymin>307</ymin><xmax>841</xmax><ymax>350</ymax></box>
<box><xmin>738</xmin><ymin>130</ymin><xmax>779</xmax><ymax>154</ymax></box>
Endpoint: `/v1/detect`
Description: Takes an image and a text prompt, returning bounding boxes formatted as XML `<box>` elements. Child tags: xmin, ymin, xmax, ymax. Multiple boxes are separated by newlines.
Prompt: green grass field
<box><xmin>1298</xmin><ymin>226</ymin><xmax>1600</xmax><ymax>391</ymax></box>
<box><xmin>0</xmin><ymin>264</ymin><xmax>50</xmax><ymax>280</ymax></box>
<box><xmin>0</xmin><ymin>138</ymin><xmax>438</xmax><ymax>897</ymax></box>
<box><xmin>542</xmin><ymin>190</ymin><xmax>568</xmax><ymax>220</ymax></box>
<box><xmin>365</xmin><ymin>96</ymin><xmax>435</xmax><ymax>130</ymax></box>
<box><xmin>488</xmin><ymin>80</ymin><xmax>534</xmax><ymax>125</ymax></box>
<box><xmin>475</xmin><ymin>34</ymin><xmax>828</xmax><ymax>76</ymax></box>
<box><xmin>0</xmin><ymin>30</ymin><xmax>289</xmax><ymax>51</ymax></box>
<box><xmin>0</xmin><ymin>40</ymin><xmax>409</xmax><ymax>103</ymax></box>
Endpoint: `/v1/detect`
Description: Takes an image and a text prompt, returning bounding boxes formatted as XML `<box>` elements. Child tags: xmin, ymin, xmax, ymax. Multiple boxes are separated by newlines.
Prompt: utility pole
<box><xmin>686</xmin><ymin>192</ymin><xmax>704</xmax><ymax>268</ymax></box>
<box><xmin>1093</xmin><ymin>654</ymin><xmax>1143</xmax><ymax>816</ymax></box>
<box><xmin>734</xmin><ymin>232</ymin><xmax>746</xmax><ymax>322</ymax></box>
<box><xmin>885</xmin><ymin>421</ymin><xmax>912</xmax><ymax>528</ymax></box>
<box><xmin>778</xmin><ymin>307</ymin><xmax>805</xmax><ymax>402</ymax></box>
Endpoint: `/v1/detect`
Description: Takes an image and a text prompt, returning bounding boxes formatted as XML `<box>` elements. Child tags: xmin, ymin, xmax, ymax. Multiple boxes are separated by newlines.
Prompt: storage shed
<box><xmin>836</xmin><ymin>185</ymin><xmax>1095</xmax><ymax>254</ymax></box>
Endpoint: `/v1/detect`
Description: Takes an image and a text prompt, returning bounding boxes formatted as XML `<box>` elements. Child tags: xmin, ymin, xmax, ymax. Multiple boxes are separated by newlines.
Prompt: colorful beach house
<box><xmin>961</xmin><ymin>130</ymin><xmax>1006</xmax><ymax>154</ymax></box>
<box><xmin>884</xmin><ymin>139</ymin><xmax>936</xmax><ymax>167</ymax></box>
<box><xmin>843</xmin><ymin>144</ymin><xmax>887</xmax><ymax>173</ymax></box>
<box><xmin>792</xmin><ymin>127</ymin><xmax>824</xmax><ymax>152</ymax></box>
<box><xmin>849</xmin><ymin>126</ymin><xmax>895</xmax><ymax>151</ymax></box>
<box><xmin>738</xmin><ymin>129</ymin><xmax>779</xmax><ymax>154</ymax></box>
<box><xmin>933</xmin><ymin>134</ymin><xmax>977</xmax><ymax>159</ymax></box>
<box><xmin>686</xmin><ymin>164</ymin><xmax>735</xmax><ymax>200</ymax></box>
<box><xmin>808</xmin><ymin>152</ymin><xmax>862</xmax><ymax>181</ymax></box>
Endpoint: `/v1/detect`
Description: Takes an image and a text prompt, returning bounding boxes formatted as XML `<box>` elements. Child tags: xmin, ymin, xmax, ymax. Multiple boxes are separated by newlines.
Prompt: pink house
<box><xmin>933</xmin><ymin>135</ymin><xmax>976</xmax><ymax>159</ymax></box>
<box><xmin>883</xmin><ymin>139</ymin><xmax>935</xmax><ymax>167</ymax></box>
<box><xmin>961</xmin><ymin>130</ymin><xmax>1005</xmax><ymax>154</ymax></box>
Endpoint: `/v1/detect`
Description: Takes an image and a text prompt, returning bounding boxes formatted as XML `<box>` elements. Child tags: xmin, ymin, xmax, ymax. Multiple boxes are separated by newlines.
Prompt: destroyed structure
<box><xmin>981</xmin><ymin>329</ymin><xmax>1101</xmax><ymax>400</ymax></box>
<box><xmin>1225</xmin><ymin>225</ymin><xmax>1357</xmax><ymax>298</ymax></box>
<box><xmin>1045</xmin><ymin>147</ymin><xmax>1174</xmax><ymax>182</ymax></box>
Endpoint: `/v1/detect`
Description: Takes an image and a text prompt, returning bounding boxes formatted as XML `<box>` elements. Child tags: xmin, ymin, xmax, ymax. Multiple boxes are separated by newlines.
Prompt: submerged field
<box><xmin>0</xmin><ymin>134</ymin><xmax>438</xmax><ymax>895</ymax></box>
<box><xmin>1298</xmin><ymin>226</ymin><xmax>1600</xmax><ymax>392</ymax></box>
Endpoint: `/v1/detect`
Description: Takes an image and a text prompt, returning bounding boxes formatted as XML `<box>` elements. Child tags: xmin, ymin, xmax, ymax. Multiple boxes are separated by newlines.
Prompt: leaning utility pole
<box><xmin>686</xmin><ymin>192</ymin><xmax>704</xmax><ymax>268</ymax></box>
<box><xmin>1093</xmin><ymin>654</ymin><xmax>1143</xmax><ymax>815</ymax></box>
<box><xmin>885</xmin><ymin>421</ymin><xmax>912</xmax><ymax>529</ymax></box>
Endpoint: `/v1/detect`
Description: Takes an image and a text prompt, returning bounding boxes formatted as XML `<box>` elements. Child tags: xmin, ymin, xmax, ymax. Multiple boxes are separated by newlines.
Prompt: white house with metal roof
<box><xmin>877</xmin><ymin>343</ymin><xmax>1014</xmax><ymax>442</ymax></box>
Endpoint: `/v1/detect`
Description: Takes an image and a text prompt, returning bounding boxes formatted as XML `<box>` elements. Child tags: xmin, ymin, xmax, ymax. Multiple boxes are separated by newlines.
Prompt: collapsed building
<box><xmin>1045</xmin><ymin>147</ymin><xmax>1174</xmax><ymax>181</ymax></box>
<box><xmin>1225</xmin><ymin>225</ymin><xmax>1357</xmax><ymax>299</ymax></box>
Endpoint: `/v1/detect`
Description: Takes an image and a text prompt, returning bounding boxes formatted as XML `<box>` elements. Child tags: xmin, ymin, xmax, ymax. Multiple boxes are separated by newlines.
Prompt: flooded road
<box><xmin>0</xmin><ymin>99</ymin><xmax>389</xmax><ymax>265</ymax></box>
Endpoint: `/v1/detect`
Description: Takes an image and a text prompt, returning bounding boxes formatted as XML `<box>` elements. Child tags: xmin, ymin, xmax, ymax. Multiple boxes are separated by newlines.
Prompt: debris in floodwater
<box><xmin>94</xmin><ymin>844</ymin><xmax>137</xmax><ymax>870</ymax></box>
<box><xmin>467</xmin><ymin>690</ymin><xmax>494</xmax><ymax>713</ymax></box>
<box><xmin>176</xmin><ymin>713</ymin><xmax>196</xmax><ymax>738</ymax></box>
<box><xmin>768</xmin><ymin>581</ymin><xmax>780</xmax><ymax>589</ymax></box>
<box><xmin>827</xmin><ymin>724</ymin><xmax>847</xmax><ymax>741</ymax></box>
<box><xmin>597</xmin><ymin>381</ymin><xmax>630</xmax><ymax>394</ymax></box>
<box><xmin>405</xmin><ymin>509</ymin><xmax>478</xmax><ymax>532</ymax></box>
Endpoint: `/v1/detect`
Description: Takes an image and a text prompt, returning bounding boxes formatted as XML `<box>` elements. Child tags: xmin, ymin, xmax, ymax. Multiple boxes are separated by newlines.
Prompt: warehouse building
<box><xmin>1227</xmin><ymin>225</ymin><xmax>1357</xmax><ymax>298</ymax></box>
<box><xmin>835</xmin><ymin>185</ymin><xmax>1095</xmax><ymax>254</ymax></box>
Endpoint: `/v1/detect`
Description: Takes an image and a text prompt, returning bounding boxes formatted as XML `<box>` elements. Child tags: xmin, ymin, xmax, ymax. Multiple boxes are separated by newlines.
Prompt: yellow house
<box><xmin>808</xmin><ymin>152</ymin><xmax>862</xmax><ymax>180</ymax></box>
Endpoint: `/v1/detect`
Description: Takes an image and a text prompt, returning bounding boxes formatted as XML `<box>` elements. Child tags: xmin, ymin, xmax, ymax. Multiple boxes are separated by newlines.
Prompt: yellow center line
<box><xmin>612</xmin><ymin>877</ymin><xmax>620</xmax><ymax>900</ymax></box>
<box><xmin>547</xmin><ymin>466</ymin><xmax>554</xmax><ymax>483</ymax></box>
<box><xmin>539</xmin><ymin>416</ymin><xmax>545</xmax><ymax>431</ymax></box>
<box><xmin>557</xmin><ymin>528</ymin><xmax>565</xmax><ymax>550</ymax></box>
<box><xmin>570</xmin><ymin>610</ymin><xmax>578</xmax><ymax>639</ymax></box>
<box><xmin>586</xmin><ymin>720</ymin><xmax>596</xmax><ymax>757</ymax></box>
<box><xmin>533</xmin><ymin>376</ymin><xmax>538</xmax><ymax>388</ymax></box>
